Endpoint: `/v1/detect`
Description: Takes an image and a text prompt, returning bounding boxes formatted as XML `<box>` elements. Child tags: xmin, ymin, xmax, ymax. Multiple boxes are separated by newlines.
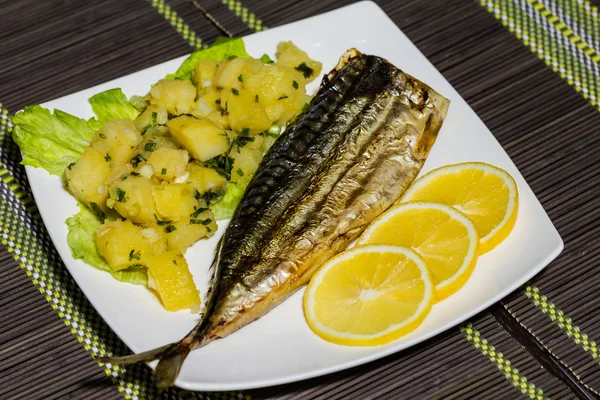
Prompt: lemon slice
<box><xmin>358</xmin><ymin>202</ymin><xmax>478</xmax><ymax>301</ymax></box>
<box><xmin>304</xmin><ymin>245</ymin><xmax>434</xmax><ymax>346</ymax></box>
<box><xmin>401</xmin><ymin>162</ymin><xmax>518</xmax><ymax>254</ymax></box>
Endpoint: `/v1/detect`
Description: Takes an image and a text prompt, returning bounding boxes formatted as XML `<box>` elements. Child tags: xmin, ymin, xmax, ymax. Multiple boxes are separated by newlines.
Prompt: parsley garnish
<box><xmin>292</xmin><ymin>80</ymin><xmax>299</xmax><ymax>89</ymax></box>
<box><xmin>236</xmin><ymin>168</ymin><xmax>244</xmax><ymax>177</ymax></box>
<box><xmin>190</xmin><ymin>207</ymin><xmax>209</xmax><ymax>218</ymax></box>
<box><xmin>153</xmin><ymin>214</ymin><xmax>172</xmax><ymax>226</ymax></box>
<box><xmin>295</xmin><ymin>62</ymin><xmax>314</xmax><ymax>79</ymax></box>
<box><xmin>221</xmin><ymin>101</ymin><xmax>229</xmax><ymax>116</ymax></box>
<box><xmin>278</xmin><ymin>95</ymin><xmax>289</xmax><ymax>100</ymax></box>
<box><xmin>201</xmin><ymin>218</ymin><xmax>212</xmax><ymax>226</ymax></box>
<box><xmin>128</xmin><ymin>249</ymin><xmax>141</xmax><ymax>261</ymax></box>
<box><xmin>161</xmin><ymin>168</ymin><xmax>167</xmax><ymax>175</ymax></box>
<box><xmin>255</xmin><ymin>94</ymin><xmax>259</xmax><ymax>103</ymax></box>
<box><xmin>104</xmin><ymin>153</ymin><xmax>111</xmax><ymax>162</ymax></box>
<box><xmin>240</xmin><ymin>127</ymin><xmax>250</xmax><ymax>136</ymax></box>
<box><xmin>130</xmin><ymin>154</ymin><xmax>146</xmax><ymax>167</ymax></box>
<box><xmin>165</xmin><ymin>225</ymin><xmax>177</xmax><ymax>233</ymax></box>
<box><xmin>67</xmin><ymin>162</ymin><xmax>75</xmax><ymax>170</ymax></box>
<box><xmin>238</xmin><ymin>74</ymin><xmax>243</xmax><ymax>83</ymax></box>
<box><xmin>99</xmin><ymin>133</ymin><xmax>107</xmax><ymax>139</ymax></box>
<box><xmin>204</xmin><ymin>154</ymin><xmax>234</xmax><ymax>179</ymax></box>
<box><xmin>116</xmin><ymin>188</ymin><xmax>126</xmax><ymax>202</ymax></box>
<box><xmin>144</xmin><ymin>141</ymin><xmax>156</xmax><ymax>152</ymax></box>
<box><xmin>231</xmin><ymin>88</ymin><xmax>239</xmax><ymax>96</ymax></box>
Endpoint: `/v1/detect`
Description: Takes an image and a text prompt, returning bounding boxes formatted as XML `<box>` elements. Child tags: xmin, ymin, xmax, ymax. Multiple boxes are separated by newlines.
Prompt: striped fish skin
<box><xmin>197</xmin><ymin>50</ymin><xmax>449</xmax><ymax>346</ymax></box>
<box><xmin>102</xmin><ymin>49</ymin><xmax>450</xmax><ymax>387</ymax></box>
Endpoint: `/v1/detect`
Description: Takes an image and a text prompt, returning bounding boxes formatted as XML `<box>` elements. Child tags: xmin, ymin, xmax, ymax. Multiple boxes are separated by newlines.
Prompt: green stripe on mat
<box><xmin>148</xmin><ymin>0</ymin><xmax>203</xmax><ymax>49</ymax></box>
<box><xmin>220</xmin><ymin>0</ymin><xmax>266</xmax><ymax>31</ymax></box>
<box><xmin>481</xmin><ymin>0</ymin><xmax>600</xmax><ymax>108</ymax></box>
<box><xmin>462</xmin><ymin>324</ymin><xmax>549</xmax><ymax>399</ymax></box>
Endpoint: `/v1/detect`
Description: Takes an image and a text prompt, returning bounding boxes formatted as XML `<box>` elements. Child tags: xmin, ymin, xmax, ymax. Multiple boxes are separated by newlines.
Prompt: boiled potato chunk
<box><xmin>95</xmin><ymin>220</ymin><xmax>154</xmax><ymax>271</ymax></box>
<box><xmin>104</xmin><ymin>163</ymin><xmax>133</xmax><ymax>185</ymax></box>
<box><xmin>194</xmin><ymin>60</ymin><xmax>219</xmax><ymax>88</ymax></box>
<box><xmin>206</xmin><ymin>110</ymin><xmax>230</xmax><ymax>129</ymax></box>
<box><xmin>221</xmin><ymin>89</ymin><xmax>272</xmax><ymax>135</ymax></box>
<box><xmin>149</xmin><ymin>79</ymin><xmax>197</xmax><ymax>115</ymax></box>
<box><xmin>134</xmin><ymin>105</ymin><xmax>168</xmax><ymax>133</ymax></box>
<box><xmin>91</xmin><ymin>119</ymin><xmax>142</xmax><ymax>167</ymax></box>
<box><xmin>167</xmin><ymin>115</ymin><xmax>229</xmax><ymax>162</ymax></box>
<box><xmin>187</xmin><ymin>162</ymin><xmax>227</xmax><ymax>196</ymax></box>
<box><xmin>146</xmin><ymin>251</ymin><xmax>200</xmax><ymax>312</ymax></box>
<box><xmin>64</xmin><ymin>147</ymin><xmax>111</xmax><ymax>212</ymax></box>
<box><xmin>108</xmin><ymin>176</ymin><xmax>157</xmax><ymax>225</ymax></box>
<box><xmin>230</xmin><ymin>145</ymin><xmax>262</xmax><ymax>185</ymax></box>
<box><xmin>215</xmin><ymin>58</ymin><xmax>246</xmax><ymax>90</ymax></box>
<box><xmin>166</xmin><ymin>211</ymin><xmax>217</xmax><ymax>253</ymax></box>
<box><xmin>151</xmin><ymin>183</ymin><xmax>197</xmax><ymax>222</ymax></box>
<box><xmin>276</xmin><ymin>41</ymin><xmax>322</xmax><ymax>83</ymax></box>
<box><xmin>244</xmin><ymin>64</ymin><xmax>305</xmax><ymax>125</ymax></box>
<box><xmin>147</xmin><ymin>147</ymin><xmax>189</xmax><ymax>182</ymax></box>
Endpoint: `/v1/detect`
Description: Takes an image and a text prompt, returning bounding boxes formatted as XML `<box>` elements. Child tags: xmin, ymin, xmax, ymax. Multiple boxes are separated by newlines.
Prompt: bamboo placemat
<box><xmin>0</xmin><ymin>0</ymin><xmax>599</xmax><ymax>399</ymax></box>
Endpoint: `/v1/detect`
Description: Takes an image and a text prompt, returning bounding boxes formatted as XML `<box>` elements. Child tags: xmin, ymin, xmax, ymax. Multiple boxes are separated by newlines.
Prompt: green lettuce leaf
<box><xmin>170</xmin><ymin>38</ymin><xmax>250</xmax><ymax>82</ymax></box>
<box><xmin>211</xmin><ymin>182</ymin><xmax>245</xmax><ymax>220</ymax></box>
<box><xmin>66</xmin><ymin>203</ymin><xmax>148</xmax><ymax>285</ymax></box>
<box><xmin>11</xmin><ymin>105</ymin><xmax>97</xmax><ymax>176</ymax></box>
<box><xmin>89</xmin><ymin>88</ymin><xmax>140</xmax><ymax>124</ymax></box>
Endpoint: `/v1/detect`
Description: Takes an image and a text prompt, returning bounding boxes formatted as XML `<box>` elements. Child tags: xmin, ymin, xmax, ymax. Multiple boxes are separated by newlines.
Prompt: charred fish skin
<box><xmin>100</xmin><ymin>49</ymin><xmax>450</xmax><ymax>388</ymax></box>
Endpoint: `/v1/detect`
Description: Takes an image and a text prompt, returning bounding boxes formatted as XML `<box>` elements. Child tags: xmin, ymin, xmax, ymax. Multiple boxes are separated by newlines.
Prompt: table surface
<box><xmin>1</xmin><ymin>0</ymin><xmax>599</xmax><ymax>399</ymax></box>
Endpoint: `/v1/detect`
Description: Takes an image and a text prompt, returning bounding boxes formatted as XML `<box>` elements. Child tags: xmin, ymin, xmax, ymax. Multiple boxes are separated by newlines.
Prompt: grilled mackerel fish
<box><xmin>102</xmin><ymin>49</ymin><xmax>450</xmax><ymax>386</ymax></box>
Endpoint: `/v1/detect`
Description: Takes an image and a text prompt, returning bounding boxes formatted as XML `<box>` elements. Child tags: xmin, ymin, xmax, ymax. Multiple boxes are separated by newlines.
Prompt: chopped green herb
<box><xmin>128</xmin><ymin>249</ymin><xmax>141</xmax><ymax>261</ymax></box>
<box><xmin>255</xmin><ymin>94</ymin><xmax>259</xmax><ymax>103</ymax></box>
<box><xmin>240</xmin><ymin>127</ymin><xmax>250</xmax><ymax>136</ymax></box>
<box><xmin>116</xmin><ymin>188</ymin><xmax>126</xmax><ymax>202</ymax></box>
<box><xmin>130</xmin><ymin>171</ymin><xmax>140</xmax><ymax>176</ymax></box>
<box><xmin>130</xmin><ymin>154</ymin><xmax>146</xmax><ymax>167</ymax></box>
<box><xmin>173</xmin><ymin>259</ymin><xmax>178</xmax><ymax>265</ymax></box>
<box><xmin>128</xmin><ymin>264</ymin><xmax>143</xmax><ymax>268</ymax></box>
<box><xmin>236</xmin><ymin>168</ymin><xmax>244</xmax><ymax>177</ymax></box>
<box><xmin>201</xmin><ymin>218</ymin><xmax>212</xmax><ymax>226</ymax></box>
<box><xmin>231</xmin><ymin>135</ymin><xmax>255</xmax><ymax>150</ymax></box>
<box><xmin>104</xmin><ymin>153</ymin><xmax>111</xmax><ymax>162</ymax></box>
<box><xmin>140</xmin><ymin>112</ymin><xmax>159</xmax><ymax>136</ymax></box>
<box><xmin>144</xmin><ymin>141</ymin><xmax>156</xmax><ymax>152</ymax></box>
<box><xmin>215</xmin><ymin>99</ymin><xmax>221</xmax><ymax>105</ymax></box>
<box><xmin>278</xmin><ymin>95</ymin><xmax>289</xmax><ymax>100</ymax></box>
<box><xmin>121</xmin><ymin>175</ymin><xmax>128</xmax><ymax>181</ymax></box>
<box><xmin>194</xmin><ymin>189</ymin><xmax>202</xmax><ymax>200</ymax></box>
<box><xmin>207</xmin><ymin>226</ymin><xmax>213</xmax><ymax>233</ymax></box>
<box><xmin>67</xmin><ymin>162</ymin><xmax>75</xmax><ymax>170</ymax></box>
<box><xmin>231</xmin><ymin>88</ymin><xmax>239</xmax><ymax>96</ymax></box>
<box><xmin>238</xmin><ymin>74</ymin><xmax>243</xmax><ymax>83</ymax></box>
<box><xmin>292</xmin><ymin>80</ymin><xmax>299</xmax><ymax>89</ymax></box>
<box><xmin>165</xmin><ymin>224</ymin><xmax>177</xmax><ymax>233</ymax></box>
<box><xmin>204</xmin><ymin>154</ymin><xmax>234</xmax><ymax>179</ymax></box>
<box><xmin>228</xmin><ymin>55</ymin><xmax>238</xmax><ymax>60</ymax></box>
<box><xmin>221</xmin><ymin>101</ymin><xmax>229</xmax><ymax>116</ymax></box>
<box><xmin>161</xmin><ymin>168</ymin><xmax>167</xmax><ymax>175</ymax></box>
<box><xmin>99</xmin><ymin>133</ymin><xmax>107</xmax><ymax>139</ymax></box>
<box><xmin>190</xmin><ymin>219</ymin><xmax>202</xmax><ymax>224</ymax></box>
<box><xmin>90</xmin><ymin>202</ymin><xmax>105</xmax><ymax>221</ymax></box>
<box><xmin>295</xmin><ymin>62</ymin><xmax>314</xmax><ymax>79</ymax></box>
<box><xmin>153</xmin><ymin>214</ymin><xmax>172</xmax><ymax>226</ymax></box>
<box><xmin>190</xmin><ymin>207</ymin><xmax>209</xmax><ymax>218</ymax></box>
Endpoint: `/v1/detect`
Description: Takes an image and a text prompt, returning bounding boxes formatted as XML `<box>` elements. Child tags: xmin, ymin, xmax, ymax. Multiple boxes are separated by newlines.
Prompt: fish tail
<box><xmin>154</xmin><ymin>343</ymin><xmax>191</xmax><ymax>388</ymax></box>
<box><xmin>96</xmin><ymin>342</ymin><xmax>176</xmax><ymax>365</ymax></box>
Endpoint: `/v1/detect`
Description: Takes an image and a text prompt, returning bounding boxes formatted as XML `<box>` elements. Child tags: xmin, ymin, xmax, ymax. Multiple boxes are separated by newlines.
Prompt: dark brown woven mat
<box><xmin>1</xmin><ymin>0</ymin><xmax>599</xmax><ymax>399</ymax></box>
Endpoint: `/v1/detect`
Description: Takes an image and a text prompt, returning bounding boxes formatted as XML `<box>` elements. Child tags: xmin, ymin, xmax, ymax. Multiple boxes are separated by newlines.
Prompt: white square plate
<box><xmin>26</xmin><ymin>1</ymin><xmax>563</xmax><ymax>391</ymax></box>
